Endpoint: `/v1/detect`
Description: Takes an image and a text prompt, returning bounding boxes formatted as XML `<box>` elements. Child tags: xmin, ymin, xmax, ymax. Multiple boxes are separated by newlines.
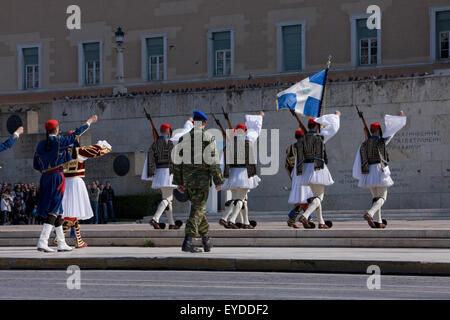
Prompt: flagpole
<box><xmin>320</xmin><ymin>55</ymin><xmax>332</xmax><ymax>117</ymax></box>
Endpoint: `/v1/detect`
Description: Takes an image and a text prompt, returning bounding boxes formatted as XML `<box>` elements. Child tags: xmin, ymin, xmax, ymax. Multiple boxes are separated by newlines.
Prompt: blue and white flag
<box><xmin>276</xmin><ymin>69</ymin><xmax>328</xmax><ymax>118</ymax></box>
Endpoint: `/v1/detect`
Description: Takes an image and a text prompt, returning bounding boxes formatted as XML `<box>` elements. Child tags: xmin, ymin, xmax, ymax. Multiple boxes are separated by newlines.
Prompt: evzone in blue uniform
<box><xmin>0</xmin><ymin>126</ymin><xmax>23</xmax><ymax>153</ymax></box>
<box><xmin>34</xmin><ymin>115</ymin><xmax>98</xmax><ymax>252</ymax></box>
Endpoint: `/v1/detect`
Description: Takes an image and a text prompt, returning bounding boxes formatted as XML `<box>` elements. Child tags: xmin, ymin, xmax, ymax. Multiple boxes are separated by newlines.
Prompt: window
<box><xmin>357</xmin><ymin>19</ymin><xmax>378</xmax><ymax>66</ymax></box>
<box><xmin>146</xmin><ymin>37</ymin><xmax>165</xmax><ymax>81</ymax></box>
<box><xmin>282</xmin><ymin>25</ymin><xmax>302</xmax><ymax>71</ymax></box>
<box><xmin>212</xmin><ymin>31</ymin><xmax>232</xmax><ymax>76</ymax></box>
<box><xmin>437</xmin><ymin>11</ymin><xmax>450</xmax><ymax>60</ymax></box>
<box><xmin>83</xmin><ymin>42</ymin><xmax>100</xmax><ymax>85</ymax></box>
<box><xmin>22</xmin><ymin>47</ymin><xmax>39</xmax><ymax>89</ymax></box>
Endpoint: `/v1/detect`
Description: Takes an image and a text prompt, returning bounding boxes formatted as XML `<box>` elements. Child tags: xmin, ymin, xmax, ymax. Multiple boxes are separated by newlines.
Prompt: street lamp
<box><xmin>115</xmin><ymin>27</ymin><xmax>124</xmax><ymax>44</ymax></box>
<box><xmin>114</xmin><ymin>27</ymin><xmax>127</xmax><ymax>94</ymax></box>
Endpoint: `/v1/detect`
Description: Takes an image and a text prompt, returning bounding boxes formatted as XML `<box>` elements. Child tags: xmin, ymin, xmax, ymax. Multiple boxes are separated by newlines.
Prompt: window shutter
<box><xmin>282</xmin><ymin>25</ymin><xmax>302</xmax><ymax>71</ymax></box>
<box><xmin>84</xmin><ymin>43</ymin><xmax>100</xmax><ymax>62</ymax></box>
<box><xmin>23</xmin><ymin>47</ymin><xmax>38</xmax><ymax>65</ymax></box>
<box><xmin>147</xmin><ymin>37</ymin><xmax>164</xmax><ymax>56</ymax></box>
<box><xmin>436</xmin><ymin>11</ymin><xmax>450</xmax><ymax>59</ymax></box>
<box><xmin>356</xmin><ymin>19</ymin><xmax>377</xmax><ymax>40</ymax></box>
<box><xmin>213</xmin><ymin>31</ymin><xmax>231</xmax><ymax>51</ymax></box>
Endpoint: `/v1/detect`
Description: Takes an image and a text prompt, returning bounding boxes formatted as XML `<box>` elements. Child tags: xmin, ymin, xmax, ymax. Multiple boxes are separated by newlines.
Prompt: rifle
<box><xmin>289</xmin><ymin>108</ymin><xmax>307</xmax><ymax>134</ymax></box>
<box><xmin>222</xmin><ymin>107</ymin><xmax>233</xmax><ymax>129</ymax></box>
<box><xmin>355</xmin><ymin>105</ymin><xmax>370</xmax><ymax>140</ymax></box>
<box><xmin>143</xmin><ymin>107</ymin><xmax>159</xmax><ymax>141</ymax></box>
<box><xmin>211</xmin><ymin>113</ymin><xmax>227</xmax><ymax>140</ymax></box>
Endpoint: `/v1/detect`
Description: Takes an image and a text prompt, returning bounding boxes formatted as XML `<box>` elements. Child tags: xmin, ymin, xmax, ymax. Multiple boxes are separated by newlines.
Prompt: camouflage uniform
<box><xmin>173</xmin><ymin>126</ymin><xmax>224</xmax><ymax>237</ymax></box>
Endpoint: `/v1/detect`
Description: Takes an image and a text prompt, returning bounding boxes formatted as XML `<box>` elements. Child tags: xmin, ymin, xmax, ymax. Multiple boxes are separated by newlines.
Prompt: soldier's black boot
<box><xmin>202</xmin><ymin>236</ymin><xmax>212</xmax><ymax>252</ymax></box>
<box><xmin>182</xmin><ymin>234</ymin><xmax>202</xmax><ymax>253</ymax></box>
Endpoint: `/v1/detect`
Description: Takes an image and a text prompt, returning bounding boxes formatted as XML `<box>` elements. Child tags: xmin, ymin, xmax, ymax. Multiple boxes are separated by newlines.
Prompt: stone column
<box><xmin>114</xmin><ymin>43</ymin><xmax>127</xmax><ymax>95</ymax></box>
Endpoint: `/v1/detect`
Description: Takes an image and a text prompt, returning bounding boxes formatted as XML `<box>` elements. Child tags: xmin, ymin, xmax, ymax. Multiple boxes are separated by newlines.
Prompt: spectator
<box><xmin>1</xmin><ymin>195</ymin><xmax>9</xmax><ymax>225</ymax></box>
<box><xmin>12</xmin><ymin>202</ymin><xmax>27</xmax><ymax>225</ymax></box>
<box><xmin>99</xmin><ymin>184</ymin><xmax>107</xmax><ymax>224</ymax></box>
<box><xmin>103</xmin><ymin>181</ymin><xmax>116</xmax><ymax>223</ymax></box>
<box><xmin>26</xmin><ymin>189</ymin><xmax>39</xmax><ymax>224</ymax></box>
<box><xmin>0</xmin><ymin>183</ymin><xmax>39</xmax><ymax>225</ymax></box>
<box><xmin>88</xmin><ymin>181</ymin><xmax>100</xmax><ymax>224</ymax></box>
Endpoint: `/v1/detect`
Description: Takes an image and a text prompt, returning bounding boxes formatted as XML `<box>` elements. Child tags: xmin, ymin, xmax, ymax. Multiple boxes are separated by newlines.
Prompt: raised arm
<box><xmin>355</xmin><ymin>106</ymin><xmax>370</xmax><ymax>140</ymax></box>
<box><xmin>245</xmin><ymin>111</ymin><xmax>264</xmax><ymax>142</ymax></box>
<box><xmin>315</xmin><ymin>111</ymin><xmax>341</xmax><ymax>144</ymax></box>
<box><xmin>59</xmin><ymin>115</ymin><xmax>98</xmax><ymax>148</ymax></box>
<box><xmin>0</xmin><ymin>126</ymin><xmax>23</xmax><ymax>153</ymax></box>
<box><xmin>77</xmin><ymin>140</ymin><xmax>112</xmax><ymax>161</ymax></box>
<box><xmin>290</xmin><ymin>109</ymin><xmax>308</xmax><ymax>133</ymax></box>
<box><xmin>383</xmin><ymin>111</ymin><xmax>407</xmax><ymax>145</ymax></box>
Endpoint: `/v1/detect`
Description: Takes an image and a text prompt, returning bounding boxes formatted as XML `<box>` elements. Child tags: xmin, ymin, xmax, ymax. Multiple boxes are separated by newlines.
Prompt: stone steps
<box><xmin>1</xmin><ymin>237</ymin><xmax>449</xmax><ymax>248</ymax></box>
<box><xmin>142</xmin><ymin>209</ymin><xmax>450</xmax><ymax>223</ymax></box>
<box><xmin>2</xmin><ymin>220</ymin><xmax>450</xmax><ymax>248</ymax></box>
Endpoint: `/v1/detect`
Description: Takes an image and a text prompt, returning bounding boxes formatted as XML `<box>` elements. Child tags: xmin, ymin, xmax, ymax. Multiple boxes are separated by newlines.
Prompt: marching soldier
<box><xmin>297</xmin><ymin>111</ymin><xmax>341</xmax><ymax>229</ymax></box>
<box><xmin>285</xmin><ymin>128</ymin><xmax>314</xmax><ymax>229</ymax></box>
<box><xmin>173</xmin><ymin>111</ymin><xmax>224</xmax><ymax>253</ymax></box>
<box><xmin>353</xmin><ymin>110</ymin><xmax>406</xmax><ymax>228</ymax></box>
<box><xmin>221</xmin><ymin>112</ymin><xmax>264</xmax><ymax>229</ymax></box>
<box><xmin>143</xmin><ymin>123</ymin><xmax>183</xmax><ymax>230</ymax></box>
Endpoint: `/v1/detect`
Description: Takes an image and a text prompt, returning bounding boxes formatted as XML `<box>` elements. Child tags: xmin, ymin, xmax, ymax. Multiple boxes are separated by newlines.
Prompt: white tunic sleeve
<box><xmin>315</xmin><ymin>114</ymin><xmax>340</xmax><ymax>144</ymax></box>
<box><xmin>383</xmin><ymin>115</ymin><xmax>407</xmax><ymax>145</ymax></box>
<box><xmin>245</xmin><ymin>115</ymin><xmax>263</xmax><ymax>143</ymax></box>
<box><xmin>171</xmin><ymin>120</ymin><xmax>194</xmax><ymax>145</ymax></box>
<box><xmin>352</xmin><ymin>146</ymin><xmax>362</xmax><ymax>180</ymax></box>
<box><xmin>141</xmin><ymin>154</ymin><xmax>152</xmax><ymax>181</ymax></box>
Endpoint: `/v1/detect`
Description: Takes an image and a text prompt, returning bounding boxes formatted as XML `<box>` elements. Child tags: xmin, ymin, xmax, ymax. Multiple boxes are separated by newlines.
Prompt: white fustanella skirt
<box><xmin>62</xmin><ymin>177</ymin><xmax>93</xmax><ymax>220</ymax></box>
<box><xmin>357</xmin><ymin>164</ymin><xmax>394</xmax><ymax>188</ymax></box>
<box><xmin>289</xmin><ymin>172</ymin><xmax>314</xmax><ymax>204</ymax></box>
<box><xmin>297</xmin><ymin>163</ymin><xmax>334</xmax><ymax>186</ymax></box>
<box><xmin>222</xmin><ymin>168</ymin><xmax>261</xmax><ymax>190</ymax></box>
<box><xmin>150</xmin><ymin>168</ymin><xmax>176</xmax><ymax>189</ymax></box>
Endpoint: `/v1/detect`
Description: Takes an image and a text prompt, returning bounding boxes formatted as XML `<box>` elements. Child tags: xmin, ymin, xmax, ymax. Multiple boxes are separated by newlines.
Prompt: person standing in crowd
<box><xmin>12</xmin><ymin>200</ymin><xmax>27</xmax><ymax>225</ymax></box>
<box><xmin>88</xmin><ymin>181</ymin><xmax>100</xmax><ymax>224</ymax></box>
<box><xmin>27</xmin><ymin>188</ymin><xmax>39</xmax><ymax>225</ymax></box>
<box><xmin>34</xmin><ymin>115</ymin><xmax>98</xmax><ymax>252</ymax></box>
<box><xmin>1</xmin><ymin>195</ymin><xmax>9</xmax><ymax>225</ymax></box>
<box><xmin>103</xmin><ymin>181</ymin><xmax>116</xmax><ymax>223</ymax></box>
<box><xmin>98</xmin><ymin>184</ymin><xmax>106</xmax><ymax>224</ymax></box>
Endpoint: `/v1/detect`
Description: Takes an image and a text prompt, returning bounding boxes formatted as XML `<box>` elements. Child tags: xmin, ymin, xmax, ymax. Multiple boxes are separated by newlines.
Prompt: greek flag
<box><xmin>276</xmin><ymin>69</ymin><xmax>328</xmax><ymax>118</ymax></box>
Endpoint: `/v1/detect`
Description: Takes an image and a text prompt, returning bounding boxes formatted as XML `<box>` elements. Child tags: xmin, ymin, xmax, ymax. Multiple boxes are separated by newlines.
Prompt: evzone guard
<box><xmin>296</xmin><ymin>111</ymin><xmax>341</xmax><ymax>229</ymax></box>
<box><xmin>141</xmin><ymin>109</ymin><xmax>188</xmax><ymax>230</ymax></box>
<box><xmin>353</xmin><ymin>109</ymin><xmax>406</xmax><ymax>228</ymax></box>
<box><xmin>34</xmin><ymin>115</ymin><xmax>98</xmax><ymax>252</ymax></box>
<box><xmin>55</xmin><ymin>132</ymin><xmax>111</xmax><ymax>248</ymax></box>
<box><xmin>212</xmin><ymin>110</ymin><xmax>253</xmax><ymax>229</ymax></box>
<box><xmin>285</xmin><ymin>128</ymin><xmax>315</xmax><ymax>228</ymax></box>
<box><xmin>220</xmin><ymin>111</ymin><xmax>264</xmax><ymax>229</ymax></box>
